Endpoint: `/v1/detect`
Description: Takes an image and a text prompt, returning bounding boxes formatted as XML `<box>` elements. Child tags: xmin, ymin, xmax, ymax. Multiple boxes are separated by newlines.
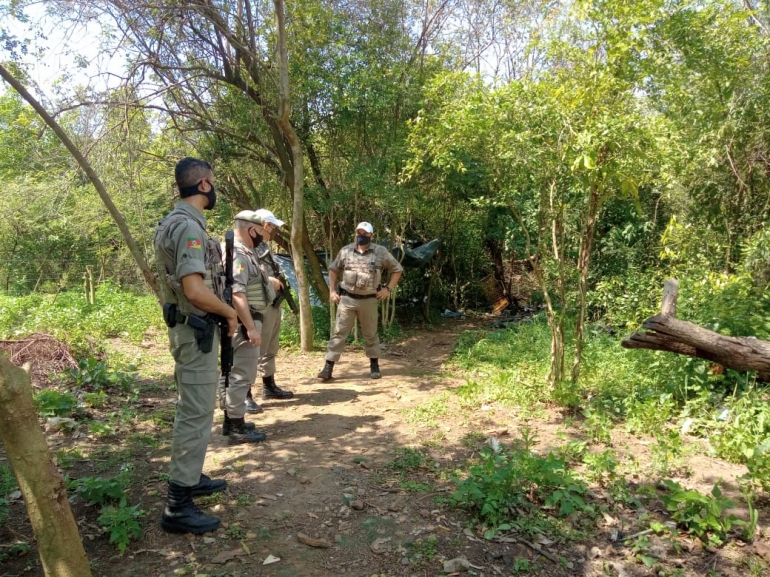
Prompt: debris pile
<box><xmin>0</xmin><ymin>333</ymin><xmax>77</xmax><ymax>388</ymax></box>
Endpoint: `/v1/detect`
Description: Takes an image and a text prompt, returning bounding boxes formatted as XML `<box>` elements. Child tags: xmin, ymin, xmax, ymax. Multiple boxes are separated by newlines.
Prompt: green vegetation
<box><xmin>68</xmin><ymin>468</ymin><xmax>144</xmax><ymax>553</ymax></box>
<box><xmin>0</xmin><ymin>464</ymin><xmax>18</xmax><ymax>527</ymax></box>
<box><xmin>33</xmin><ymin>389</ymin><xmax>79</xmax><ymax>418</ymax></box>
<box><xmin>0</xmin><ymin>286</ymin><xmax>162</xmax><ymax>355</ymax></box>
<box><xmin>432</xmin><ymin>311</ymin><xmax>770</xmax><ymax>549</ymax></box>
<box><xmin>68</xmin><ymin>470</ymin><xmax>132</xmax><ymax>508</ymax></box>
<box><xmin>65</xmin><ymin>358</ymin><xmax>138</xmax><ymax>392</ymax></box>
<box><xmin>1</xmin><ymin>0</ymin><xmax>770</xmax><ymax>571</ymax></box>
<box><xmin>451</xmin><ymin>441</ymin><xmax>591</xmax><ymax>533</ymax></box>
<box><xmin>406</xmin><ymin>535</ymin><xmax>438</xmax><ymax>563</ymax></box>
<box><xmin>660</xmin><ymin>481</ymin><xmax>743</xmax><ymax>547</ymax></box>
<box><xmin>97</xmin><ymin>505</ymin><xmax>144</xmax><ymax>555</ymax></box>
<box><xmin>387</xmin><ymin>448</ymin><xmax>427</xmax><ymax>472</ymax></box>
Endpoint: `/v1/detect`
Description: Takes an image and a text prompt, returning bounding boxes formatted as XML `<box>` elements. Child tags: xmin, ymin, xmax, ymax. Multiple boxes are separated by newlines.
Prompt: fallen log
<box><xmin>621</xmin><ymin>279</ymin><xmax>770</xmax><ymax>381</ymax></box>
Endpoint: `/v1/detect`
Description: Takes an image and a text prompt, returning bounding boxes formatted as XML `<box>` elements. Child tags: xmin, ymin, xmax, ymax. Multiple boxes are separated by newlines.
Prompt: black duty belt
<box><xmin>248</xmin><ymin>309</ymin><xmax>264</xmax><ymax>322</ymax></box>
<box><xmin>162</xmin><ymin>303</ymin><xmax>213</xmax><ymax>330</ymax></box>
<box><xmin>339</xmin><ymin>288</ymin><xmax>376</xmax><ymax>300</ymax></box>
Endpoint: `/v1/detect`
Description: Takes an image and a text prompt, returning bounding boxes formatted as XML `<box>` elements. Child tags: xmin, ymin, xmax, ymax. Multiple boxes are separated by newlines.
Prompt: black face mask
<box><xmin>356</xmin><ymin>234</ymin><xmax>371</xmax><ymax>246</ymax></box>
<box><xmin>204</xmin><ymin>185</ymin><xmax>217</xmax><ymax>211</ymax></box>
<box><xmin>179</xmin><ymin>183</ymin><xmax>217</xmax><ymax>211</ymax></box>
<box><xmin>250</xmin><ymin>231</ymin><xmax>263</xmax><ymax>247</ymax></box>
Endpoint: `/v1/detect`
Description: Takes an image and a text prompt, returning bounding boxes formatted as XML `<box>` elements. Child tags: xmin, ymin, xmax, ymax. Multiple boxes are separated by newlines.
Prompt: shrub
<box><xmin>98</xmin><ymin>505</ymin><xmax>144</xmax><ymax>554</ymax></box>
<box><xmin>65</xmin><ymin>358</ymin><xmax>138</xmax><ymax>392</ymax></box>
<box><xmin>451</xmin><ymin>441</ymin><xmax>590</xmax><ymax>530</ymax></box>
<box><xmin>660</xmin><ymin>480</ymin><xmax>743</xmax><ymax>546</ymax></box>
<box><xmin>34</xmin><ymin>389</ymin><xmax>78</xmax><ymax>417</ymax></box>
<box><xmin>68</xmin><ymin>469</ymin><xmax>131</xmax><ymax>507</ymax></box>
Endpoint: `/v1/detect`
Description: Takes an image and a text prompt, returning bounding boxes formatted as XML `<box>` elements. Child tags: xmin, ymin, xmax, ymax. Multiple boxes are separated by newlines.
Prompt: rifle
<box><xmin>220</xmin><ymin>230</ymin><xmax>235</xmax><ymax>388</ymax></box>
<box><xmin>261</xmin><ymin>247</ymin><xmax>299</xmax><ymax>315</ymax></box>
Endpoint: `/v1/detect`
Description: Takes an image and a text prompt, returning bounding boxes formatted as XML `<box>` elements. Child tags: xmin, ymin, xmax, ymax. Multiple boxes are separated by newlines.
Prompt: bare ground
<box><xmin>2</xmin><ymin>319</ymin><xmax>770</xmax><ymax>577</ymax></box>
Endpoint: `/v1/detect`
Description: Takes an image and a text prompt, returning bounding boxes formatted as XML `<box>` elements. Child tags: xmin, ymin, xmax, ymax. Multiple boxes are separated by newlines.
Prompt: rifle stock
<box><xmin>220</xmin><ymin>230</ymin><xmax>235</xmax><ymax>388</ymax></box>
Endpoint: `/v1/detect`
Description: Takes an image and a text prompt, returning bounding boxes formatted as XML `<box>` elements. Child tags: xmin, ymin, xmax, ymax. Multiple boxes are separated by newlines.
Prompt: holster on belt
<box><xmin>162</xmin><ymin>303</ymin><xmax>217</xmax><ymax>354</ymax></box>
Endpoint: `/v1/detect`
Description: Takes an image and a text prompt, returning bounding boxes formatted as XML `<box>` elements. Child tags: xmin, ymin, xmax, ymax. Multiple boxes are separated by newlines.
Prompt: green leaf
<box><xmin>639</xmin><ymin>555</ymin><xmax>657</xmax><ymax>568</ymax></box>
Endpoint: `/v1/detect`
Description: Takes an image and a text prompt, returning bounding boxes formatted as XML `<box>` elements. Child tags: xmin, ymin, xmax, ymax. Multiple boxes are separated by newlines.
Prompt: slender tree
<box><xmin>0</xmin><ymin>63</ymin><xmax>162</xmax><ymax>303</ymax></box>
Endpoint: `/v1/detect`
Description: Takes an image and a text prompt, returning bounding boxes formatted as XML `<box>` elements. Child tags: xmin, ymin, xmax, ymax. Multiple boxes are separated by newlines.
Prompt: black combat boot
<box><xmin>190</xmin><ymin>474</ymin><xmax>227</xmax><ymax>497</ymax></box>
<box><xmin>160</xmin><ymin>482</ymin><xmax>221</xmax><ymax>534</ymax></box>
<box><xmin>228</xmin><ymin>417</ymin><xmax>267</xmax><ymax>445</ymax></box>
<box><xmin>317</xmin><ymin>360</ymin><xmax>335</xmax><ymax>381</ymax></box>
<box><xmin>370</xmin><ymin>358</ymin><xmax>381</xmax><ymax>379</ymax></box>
<box><xmin>222</xmin><ymin>411</ymin><xmax>257</xmax><ymax>436</ymax></box>
<box><xmin>262</xmin><ymin>375</ymin><xmax>294</xmax><ymax>399</ymax></box>
<box><xmin>245</xmin><ymin>390</ymin><xmax>264</xmax><ymax>414</ymax></box>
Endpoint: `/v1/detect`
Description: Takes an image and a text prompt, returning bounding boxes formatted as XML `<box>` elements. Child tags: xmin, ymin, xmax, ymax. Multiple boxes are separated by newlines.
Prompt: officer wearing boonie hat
<box><xmin>243</xmin><ymin>208</ymin><xmax>295</xmax><ymax>413</ymax></box>
<box><xmin>318</xmin><ymin>221</ymin><xmax>403</xmax><ymax>381</ymax></box>
<box><xmin>215</xmin><ymin>210</ymin><xmax>272</xmax><ymax>444</ymax></box>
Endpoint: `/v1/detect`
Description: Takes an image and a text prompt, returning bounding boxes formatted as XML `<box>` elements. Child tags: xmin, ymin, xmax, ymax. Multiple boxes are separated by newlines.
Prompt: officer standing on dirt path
<box><xmin>317</xmin><ymin>222</ymin><xmax>403</xmax><ymax>381</ymax></box>
<box><xmin>154</xmin><ymin>157</ymin><xmax>238</xmax><ymax>535</ymax></box>
<box><xmin>216</xmin><ymin>211</ymin><xmax>271</xmax><ymax>444</ymax></box>
<box><xmin>244</xmin><ymin>208</ymin><xmax>294</xmax><ymax>414</ymax></box>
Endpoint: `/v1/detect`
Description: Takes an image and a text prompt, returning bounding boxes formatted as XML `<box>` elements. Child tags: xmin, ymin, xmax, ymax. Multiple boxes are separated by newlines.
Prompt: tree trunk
<box><xmin>0</xmin><ymin>355</ymin><xmax>92</xmax><ymax>577</ymax></box>
<box><xmin>274</xmin><ymin>0</ymin><xmax>313</xmax><ymax>352</ymax></box>
<box><xmin>0</xmin><ymin>64</ymin><xmax>162</xmax><ymax>305</ymax></box>
<box><xmin>622</xmin><ymin>279</ymin><xmax>770</xmax><ymax>380</ymax></box>
<box><xmin>572</xmin><ymin>183</ymin><xmax>600</xmax><ymax>384</ymax></box>
<box><xmin>301</xmin><ymin>218</ymin><xmax>330</xmax><ymax>304</ymax></box>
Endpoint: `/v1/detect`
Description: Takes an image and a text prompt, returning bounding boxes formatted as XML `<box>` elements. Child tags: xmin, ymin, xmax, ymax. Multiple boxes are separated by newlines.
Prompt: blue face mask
<box><xmin>356</xmin><ymin>234</ymin><xmax>371</xmax><ymax>246</ymax></box>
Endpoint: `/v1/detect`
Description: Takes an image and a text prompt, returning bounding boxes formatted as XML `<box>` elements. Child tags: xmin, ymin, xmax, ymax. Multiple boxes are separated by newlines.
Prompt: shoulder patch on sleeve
<box><xmin>187</xmin><ymin>237</ymin><xmax>202</xmax><ymax>249</ymax></box>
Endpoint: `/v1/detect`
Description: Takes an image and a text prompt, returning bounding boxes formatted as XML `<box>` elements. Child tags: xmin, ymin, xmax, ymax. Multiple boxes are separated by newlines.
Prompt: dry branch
<box><xmin>621</xmin><ymin>278</ymin><xmax>770</xmax><ymax>380</ymax></box>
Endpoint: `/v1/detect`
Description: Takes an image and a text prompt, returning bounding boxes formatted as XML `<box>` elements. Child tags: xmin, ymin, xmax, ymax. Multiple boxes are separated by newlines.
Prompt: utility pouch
<box><xmin>162</xmin><ymin>303</ymin><xmax>178</xmax><ymax>328</ymax></box>
<box><xmin>195</xmin><ymin>321</ymin><xmax>217</xmax><ymax>354</ymax></box>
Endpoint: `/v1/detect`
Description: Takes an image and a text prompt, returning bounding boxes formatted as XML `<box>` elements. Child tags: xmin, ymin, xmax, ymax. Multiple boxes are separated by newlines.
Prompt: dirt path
<box><xmin>2</xmin><ymin>319</ymin><xmax>769</xmax><ymax>577</ymax></box>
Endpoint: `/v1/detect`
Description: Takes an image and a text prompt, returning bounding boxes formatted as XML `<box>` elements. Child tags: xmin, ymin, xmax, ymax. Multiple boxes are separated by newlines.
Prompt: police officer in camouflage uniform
<box><xmin>216</xmin><ymin>211</ymin><xmax>272</xmax><ymax>444</ymax></box>
<box><xmin>154</xmin><ymin>157</ymin><xmax>238</xmax><ymax>535</ymax></box>
<box><xmin>243</xmin><ymin>208</ymin><xmax>294</xmax><ymax>414</ymax></box>
<box><xmin>317</xmin><ymin>222</ymin><xmax>403</xmax><ymax>381</ymax></box>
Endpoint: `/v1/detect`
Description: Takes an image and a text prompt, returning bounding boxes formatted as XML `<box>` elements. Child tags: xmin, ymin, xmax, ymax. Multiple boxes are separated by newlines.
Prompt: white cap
<box><xmin>255</xmin><ymin>209</ymin><xmax>285</xmax><ymax>228</ymax></box>
<box><xmin>356</xmin><ymin>221</ymin><xmax>374</xmax><ymax>234</ymax></box>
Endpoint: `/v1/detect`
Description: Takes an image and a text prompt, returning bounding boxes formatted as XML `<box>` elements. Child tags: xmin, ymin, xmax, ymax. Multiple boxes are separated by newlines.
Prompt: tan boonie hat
<box><xmin>234</xmin><ymin>210</ymin><xmax>264</xmax><ymax>224</ymax></box>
